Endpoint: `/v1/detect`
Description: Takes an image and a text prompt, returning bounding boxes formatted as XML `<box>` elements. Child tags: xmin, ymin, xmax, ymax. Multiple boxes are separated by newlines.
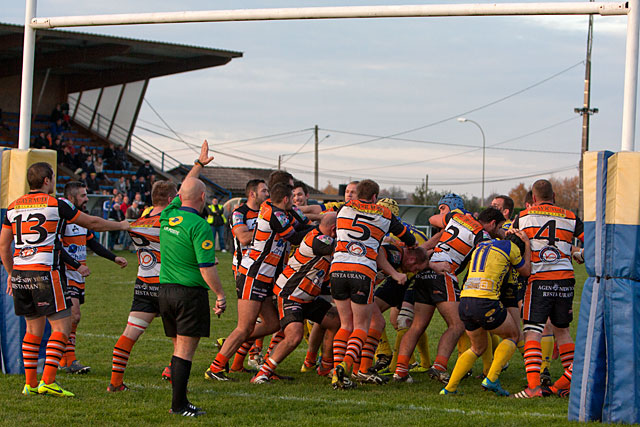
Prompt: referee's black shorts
<box><xmin>159</xmin><ymin>283</ymin><xmax>210</xmax><ymax>338</ymax></box>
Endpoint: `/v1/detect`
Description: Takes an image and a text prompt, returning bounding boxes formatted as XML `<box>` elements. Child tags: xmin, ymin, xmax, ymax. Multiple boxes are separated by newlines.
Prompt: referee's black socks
<box><xmin>171</xmin><ymin>355</ymin><xmax>192</xmax><ymax>412</ymax></box>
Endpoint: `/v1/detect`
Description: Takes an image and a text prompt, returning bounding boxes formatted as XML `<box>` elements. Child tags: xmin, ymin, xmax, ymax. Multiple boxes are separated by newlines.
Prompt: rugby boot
<box><xmin>250</xmin><ymin>373</ymin><xmax>271</xmax><ymax>384</ymax></box>
<box><xmin>204</xmin><ymin>368</ymin><xmax>232</xmax><ymax>382</ymax></box>
<box><xmin>372</xmin><ymin>354</ymin><xmax>391</xmax><ymax>372</ymax></box>
<box><xmin>427</xmin><ymin>366</ymin><xmax>450</xmax><ymax>385</ymax></box>
<box><xmin>170</xmin><ymin>403</ymin><xmax>205</xmax><ymax>417</ymax></box>
<box><xmin>65</xmin><ymin>360</ymin><xmax>90</xmax><ymax>374</ymax></box>
<box><xmin>247</xmin><ymin>353</ymin><xmax>264</xmax><ymax>370</ymax></box>
<box><xmin>107</xmin><ymin>383</ymin><xmax>130</xmax><ymax>393</ymax></box>
<box><xmin>409</xmin><ymin>365</ymin><xmax>429</xmax><ymax>374</ymax></box>
<box><xmin>161</xmin><ymin>366</ymin><xmax>172</xmax><ymax>382</ymax></box>
<box><xmin>37</xmin><ymin>380</ymin><xmax>75</xmax><ymax>397</ymax></box>
<box><xmin>512</xmin><ymin>386</ymin><xmax>542</xmax><ymax>399</ymax></box>
<box><xmin>356</xmin><ymin>368</ymin><xmax>389</xmax><ymax>385</ymax></box>
<box><xmin>392</xmin><ymin>373</ymin><xmax>414</xmax><ymax>383</ymax></box>
<box><xmin>300</xmin><ymin>361</ymin><xmax>317</xmax><ymax>373</ymax></box>
<box><xmin>439</xmin><ymin>388</ymin><xmax>458</xmax><ymax>396</ymax></box>
<box><xmin>540</xmin><ymin>368</ymin><xmax>552</xmax><ymax>387</ymax></box>
<box><xmin>481</xmin><ymin>377</ymin><xmax>509</xmax><ymax>396</ymax></box>
<box><xmin>22</xmin><ymin>384</ymin><xmax>39</xmax><ymax>396</ymax></box>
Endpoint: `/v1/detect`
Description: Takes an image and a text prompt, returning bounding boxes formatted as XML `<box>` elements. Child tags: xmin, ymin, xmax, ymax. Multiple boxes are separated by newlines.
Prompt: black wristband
<box><xmin>195</xmin><ymin>159</ymin><xmax>205</xmax><ymax>167</ymax></box>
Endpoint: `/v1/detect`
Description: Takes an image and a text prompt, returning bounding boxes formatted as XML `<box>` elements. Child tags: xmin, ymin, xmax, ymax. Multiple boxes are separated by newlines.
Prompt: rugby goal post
<box><xmin>4</xmin><ymin>1</ymin><xmax>640</xmax><ymax>423</ymax></box>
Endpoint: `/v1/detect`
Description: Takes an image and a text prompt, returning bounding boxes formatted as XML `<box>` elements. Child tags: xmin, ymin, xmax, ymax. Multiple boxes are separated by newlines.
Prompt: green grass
<box><xmin>0</xmin><ymin>252</ymin><xmax>587</xmax><ymax>426</ymax></box>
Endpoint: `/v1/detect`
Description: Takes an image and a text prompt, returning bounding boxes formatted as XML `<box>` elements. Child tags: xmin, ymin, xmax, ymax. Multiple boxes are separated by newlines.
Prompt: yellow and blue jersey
<box><xmin>461</xmin><ymin>239</ymin><xmax>524</xmax><ymax>300</ymax></box>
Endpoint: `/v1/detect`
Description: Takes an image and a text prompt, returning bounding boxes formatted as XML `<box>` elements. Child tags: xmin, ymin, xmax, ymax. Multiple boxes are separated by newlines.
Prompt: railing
<box><xmin>72</xmin><ymin>100</ymin><xmax>232</xmax><ymax>199</ymax></box>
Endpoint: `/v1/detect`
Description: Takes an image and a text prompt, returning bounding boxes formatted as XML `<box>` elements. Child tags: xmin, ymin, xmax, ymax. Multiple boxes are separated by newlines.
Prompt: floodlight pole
<box><xmin>622</xmin><ymin>0</ymin><xmax>640</xmax><ymax>151</ymax></box>
<box><xmin>18</xmin><ymin>0</ymin><xmax>37</xmax><ymax>150</ymax></box>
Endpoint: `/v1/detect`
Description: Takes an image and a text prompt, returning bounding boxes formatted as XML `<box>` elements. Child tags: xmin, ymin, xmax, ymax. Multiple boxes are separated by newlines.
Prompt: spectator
<box><xmin>51</xmin><ymin>136</ymin><xmax>64</xmax><ymax>157</ymax></box>
<box><xmin>79</xmin><ymin>171</ymin><xmax>89</xmax><ymax>188</ymax></box>
<box><xmin>49</xmin><ymin>118</ymin><xmax>64</xmax><ymax>140</ymax></box>
<box><xmin>60</xmin><ymin>146</ymin><xmax>74</xmax><ymax>169</ymax></box>
<box><xmin>33</xmin><ymin>131</ymin><xmax>49</xmax><ymax>149</ymax></box>
<box><xmin>64</xmin><ymin>138</ymin><xmax>76</xmax><ymax>155</ymax></box>
<box><xmin>85</xmin><ymin>172</ymin><xmax>100</xmax><ymax>194</ymax></box>
<box><xmin>126</xmin><ymin>176</ymin><xmax>136</xmax><ymax>200</ymax></box>
<box><xmin>92</xmin><ymin>156</ymin><xmax>107</xmax><ymax>180</ymax></box>
<box><xmin>125</xmin><ymin>201</ymin><xmax>140</xmax><ymax>220</ymax></box>
<box><xmin>132</xmin><ymin>175</ymin><xmax>150</xmax><ymax>204</ymax></box>
<box><xmin>103</xmin><ymin>142</ymin><xmax>115</xmax><ymax>168</ymax></box>
<box><xmin>108</xmin><ymin>194</ymin><xmax>125</xmax><ymax>250</ymax></box>
<box><xmin>50</xmin><ymin>103</ymin><xmax>64</xmax><ymax>123</ymax></box>
<box><xmin>120</xmin><ymin>196</ymin><xmax>130</xmax><ymax>215</ymax></box>
<box><xmin>206</xmin><ymin>196</ymin><xmax>227</xmax><ymax>252</ymax></box>
<box><xmin>74</xmin><ymin>145</ymin><xmax>89</xmax><ymax>174</ymax></box>
<box><xmin>133</xmin><ymin>192</ymin><xmax>145</xmax><ymax>211</ymax></box>
<box><xmin>102</xmin><ymin>191</ymin><xmax>113</xmax><ymax>219</ymax></box>
<box><xmin>115</xmin><ymin>176</ymin><xmax>128</xmax><ymax>195</ymax></box>
<box><xmin>136</xmin><ymin>160</ymin><xmax>155</xmax><ymax>179</ymax></box>
<box><xmin>114</xmin><ymin>144</ymin><xmax>131</xmax><ymax>170</ymax></box>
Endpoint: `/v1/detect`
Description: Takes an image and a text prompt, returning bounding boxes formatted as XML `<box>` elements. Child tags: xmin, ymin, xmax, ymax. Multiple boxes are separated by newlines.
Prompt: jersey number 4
<box><xmin>14</xmin><ymin>213</ymin><xmax>48</xmax><ymax>245</ymax></box>
<box><xmin>533</xmin><ymin>220</ymin><xmax>557</xmax><ymax>246</ymax></box>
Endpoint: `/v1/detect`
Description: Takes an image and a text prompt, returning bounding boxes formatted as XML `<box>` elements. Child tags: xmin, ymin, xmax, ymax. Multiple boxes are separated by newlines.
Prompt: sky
<box><xmin>5</xmin><ymin>1</ymin><xmax>635</xmax><ymax>200</ymax></box>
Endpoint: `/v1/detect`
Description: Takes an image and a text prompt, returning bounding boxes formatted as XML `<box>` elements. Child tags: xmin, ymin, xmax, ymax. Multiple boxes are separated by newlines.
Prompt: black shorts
<box><xmin>12</xmin><ymin>269</ymin><xmax>71</xmax><ymax>318</ymax></box>
<box><xmin>130</xmin><ymin>278</ymin><xmax>160</xmax><ymax>314</ymax></box>
<box><xmin>159</xmin><ymin>283</ymin><xmax>210</xmax><ymax>338</ymax></box>
<box><xmin>500</xmin><ymin>280</ymin><xmax>520</xmax><ymax>308</ymax></box>
<box><xmin>330</xmin><ymin>271</ymin><xmax>374</xmax><ymax>305</ymax></box>
<box><xmin>374</xmin><ymin>277</ymin><xmax>408</xmax><ymax>308</ymax></box>
<box><xmin>459</xmin><ymin>297</ymin><xmax>508</xmax><ymax>332</ymax></box>
<box><xmin>67</xmin><ymin>284</ymin><xmax>85</xmax><ymax>305</ymax></box>
<box><xmin>414</xmin><ymin>270</ymin><xmax>459</xmax><ymax>306</ymax></box>
<box><xmin>236</xmin><ymin>273</ymin><xmax>272</xmax><ymax>302</ymax></box>
<box><xmin>278</xmin><ymin>296</ymin><xmax>333</xmax><ymax>329</ymax></box>
<box><xmin>522</xmin><ymin>278</ymin><xmax>575</xmax><ymax>328</ymax></box>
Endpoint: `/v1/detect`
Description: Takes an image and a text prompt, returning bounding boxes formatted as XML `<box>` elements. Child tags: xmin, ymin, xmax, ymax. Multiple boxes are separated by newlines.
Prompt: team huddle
<box><xmin>0</xmin><ymin>141</ymin><xmax>584</xmax><ymax>416</ymax></box>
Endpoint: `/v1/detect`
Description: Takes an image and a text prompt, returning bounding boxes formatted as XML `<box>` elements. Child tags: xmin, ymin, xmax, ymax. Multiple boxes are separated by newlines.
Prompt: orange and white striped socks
<box><xmin>524</xmin><ymin>340</ymin><xmax>543</xmax><ymax>389</ymax></box>
<box><xmin>111</xmin><ymin>335</ymin><xmax>136</xmax><ymax>387</ymax></box>
<box><xmin>333</xmin><ymin>328</ymin><xmax>350</xmax><ymax>368</ymax></box>
<box><xmin>358</xmin><ymin>328</ymin><xmax>383</xmax><ymax>374</ymax></box>
<box><xmin>343</xmin><ymin>329</ymin><xmax>368</xmax><ymax>371</ymax></box>
<box><xmin>42</xmin><ymin>332</ymin><xmax>67</xmax><ymax>385</ymax></box>
<box><xmin>22</xmin><ymin>333</ymin><xmax>41</xmax><ymax>388</ymax></box>
<box><xmin>231</xmin><ymin>341</ymin><xmax>253</xmax><ymax>371</ymax></box>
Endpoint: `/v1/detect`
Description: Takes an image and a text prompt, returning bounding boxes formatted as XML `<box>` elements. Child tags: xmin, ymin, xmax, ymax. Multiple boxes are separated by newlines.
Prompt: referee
<box><xmin>159</xmin><ymin>176</ymin><xmax>226</xmax><ymax>417</ymax></box>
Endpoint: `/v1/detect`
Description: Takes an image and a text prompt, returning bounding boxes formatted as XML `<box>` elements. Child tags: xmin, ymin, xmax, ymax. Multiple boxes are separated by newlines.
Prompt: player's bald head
<box><xmin>180</xmin><ymin>177</ymin><xmax>206</xmax><ymax>203</ymax></box>
<box><xmin>319</xmin><ymin>212</ymin><xmax>337</xmax><ymax>237</ymax></box>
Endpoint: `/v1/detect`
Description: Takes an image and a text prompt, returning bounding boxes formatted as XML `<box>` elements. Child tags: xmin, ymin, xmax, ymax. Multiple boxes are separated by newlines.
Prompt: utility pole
<box><xmin>425</xmin><ymin>174</ymin><xmax>429</xmax><ymax>205</ymax></box>
<box><xmin>277</xmin><ymin>154</ymin><xmax>282</xmax><ymax>170</ymax></box>
<box><xmin>576</xmin><ymin>3</ymin><xmax>599</xmax><ymax>218</ymax></box>
<box><xmin>314</xmin><ymin>125</ymin><xmax>319</xmax><ymax>190</ymax></box>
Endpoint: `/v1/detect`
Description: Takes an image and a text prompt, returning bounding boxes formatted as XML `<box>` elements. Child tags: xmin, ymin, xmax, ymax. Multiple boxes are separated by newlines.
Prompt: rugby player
<box><xmin>512</xmin><ymin>179</ymin><xmax>584</xmax><ymax>399</ymax></box>
<box><xmin>330</xmin><ymin>179</ymin><xmax>416</xmax><ymax>389</ymax></box>
<box><xmin>292</xmin><ymin>181</ymin><xmax>309</xmax><ymax>207</ymax></box>
<box><xmin>299</xmin><ymin>180</ymin><xmax>358</xmax><ymax>221</ymax></box>
<box><xmin>60</xmin><ymin>181</ymin><xmax>128</xmax><ymax>375</ymax></box>
<box><xmin>441</xmin><ymin>230</ymin><xmax>531</xmax><ymax>396</ymax></box>
<box><xmin>251</xmin><ymin>213</ymin><xmax>339</xmax><ymax>383</ymax></box>
<box><xmin>394</xmin><ymin>206</ymin><xmax>505</xmax><ymax>384</ymax></box>
<box><xmin>205</xmin><ymin>183</ymin><xmax>313</xmax><ymax>381</ymax></box>
<box><xmin>107</xmin><ymin>180</ymin><xmax>177</xmax><ymax>392</ymax></box>
<box><xmin>0</xmin><ymin>162</ymin><xmax>128</xmax><ymax>397</ymax></box>
<box><xmin>228</xmin><ymin>179</ymin><xmax>269</xmax><ymax>372</ymax></box>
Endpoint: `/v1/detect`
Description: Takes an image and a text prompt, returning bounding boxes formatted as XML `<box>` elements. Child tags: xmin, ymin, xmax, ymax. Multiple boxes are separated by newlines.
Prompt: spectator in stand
<box><xmin>126</xmin><ymin>176</ymin><xmax>136</xmax><ymax>200</ymax></box>
<box><xmin>132</xmin><ymin>175</ymin><xmax>150</xmax><ymax>204</ymax></box>
<box><xmin>126</xmin><ymin>200</ymin><xmax>140</xmax><ymax>220</ymax></box>
<box><xmin>91</xmin><ymin>156</ymin><xmax>108</xmax><ymax>181</ymax></box>
<box><xmin>115</xmin><ymin>176</ymin><xmax>128</xmax><ymax>196</ymax></box>
<box><xmin>50</xmin><ymin>103</ymin><xmax>64</xmax><ymax>123</ymax></box>
<box><xmin>149</xmin><ymin>173</ymin><xmax>156</xmax><ymax>188</ymax></box>
<box><xmin>108</xmin><ymin>194</ymin><xmax>125</xmax><ymax>250</ymax></box>
<box><xmin>50</xmin><ymin>118</ymin><xmax>64</xmax><ymax>140</ymax></box>
<box><xmin>103</xmin><ymin>142</ymin><xmax>115</xmax><ymax>168</ymax></box>
<box><xmin>120</xmin><ymin>196</ymin><xmax>130</xmax><ymax>216</ymax></box>
<box><xmin>102</xmin><ymin>190</ymin><xmax>113</xmax><ymax>219</ymax></box>
<box><xmin>64</xmin><ymin>138</ymin><xmax>76</xmax><ymax>155</ymax></box>
<box><xmin>79</xmin><ymin>171</ymin><xmax>89</xmax><ymax>188</ymax></box>
<box><xmin>136</xmin><ymin>160</ymin><xmax>155</xmax><ymax>179</ymax></box>
<box><xmin>85</xmin><ymin>172</ymin><xmax>100</xmax><ymax>194</ymax></box>
<box><xmin>114</xmin><ymin>144</ymin><xmax>131</xmax><ymax>171</ymax></box>
<box><xmin>133</xmin><ymin>192</ymin><xmax>145</xmax><ymax>211</ymax></box>
<box><xmin>60</xmin><ymin>146</ymin><xmax>75</xmax><ymax>169</ymax></box>
<box><xmin>33</xmin><ymin>131</ymin><xmax>49</xmax><ymax>149</ymax></box>
<box><xmin>74</xmin><ymin>145</ymin><xmax>89</xmax><ymax>175</ymax></box>
<box><xmin>51</xmin><ymin>136</ymin><xmax>64</xmax><ymax>157</ymax></box>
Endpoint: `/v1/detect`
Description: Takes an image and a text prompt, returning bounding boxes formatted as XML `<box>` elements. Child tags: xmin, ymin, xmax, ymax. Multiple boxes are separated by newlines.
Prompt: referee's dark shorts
<box><xmin>159</xmin><ymin>283</ymin><xmax>210</xmax><ymax>338</ymax></box>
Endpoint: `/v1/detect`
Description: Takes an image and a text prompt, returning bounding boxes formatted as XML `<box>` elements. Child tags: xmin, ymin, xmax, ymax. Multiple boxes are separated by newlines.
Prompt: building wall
<box><xmin>0</xmin><ymin>73</ymin><xmax>66</xmax><ymax>116</ymax></box>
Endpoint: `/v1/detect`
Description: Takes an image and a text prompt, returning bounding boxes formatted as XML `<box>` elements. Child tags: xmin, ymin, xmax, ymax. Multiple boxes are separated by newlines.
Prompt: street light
<box><xmin>457</xmin><ymin>117</ymin><xmax>486</xmax><ymax>206</ymax></box>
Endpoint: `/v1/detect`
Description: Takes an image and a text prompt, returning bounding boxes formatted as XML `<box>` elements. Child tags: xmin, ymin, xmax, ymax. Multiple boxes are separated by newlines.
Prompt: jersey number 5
<box><xmin>347</xmin><ymin>214</ymin><xmax>374</xmax><ymax>241</ymax></box>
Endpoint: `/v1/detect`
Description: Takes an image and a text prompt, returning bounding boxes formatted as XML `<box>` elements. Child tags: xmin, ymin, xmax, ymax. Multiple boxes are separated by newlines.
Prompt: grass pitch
<box><xmin>0</xmin><ymin>251</ymin><xmax>586</xmax><ymax>426</ymax></box>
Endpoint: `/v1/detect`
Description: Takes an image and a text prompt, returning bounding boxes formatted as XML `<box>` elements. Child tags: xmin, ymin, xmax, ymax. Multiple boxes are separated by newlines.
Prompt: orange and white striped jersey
<box><xmin>61</xmin><ymin>219</ymin><xmax>93</xmax><ymax>289</ymax></box>
<box><xmin>431</xmin><ymin>212</ymin><xmax>490</xmax><ymax>275</ymax></box>
<box><xmin>239</xmin><ymin>201</ymin><xmax>308</xmax><ymax>284</ymax></box>
<box><xmin>129</xmin><ymin>213</ymin><xmax>162</xmax><ymax>284</ymax></box>
<box><xmin>330</xmin><ymin>200</ymin><xmax>415</xmax><ymax>281</ymax></box>
<box><xmin>231</xmin><ymin>204</ymin><xmax>259</xmax><ymax>272</ymax></box>
<box><xmin>275</xmin><ymin>228</ymin><xmax>335</xmax><ymax>302</ymax></box>
<box><xmin>513</xmin><ymin>203</ymin><xmax>584</xmax><ymax>281</ymax></box>
<box><xmin>3</xmin><ymin>192</ymin><xmax>79</xmax><ymax>271</ymax></box>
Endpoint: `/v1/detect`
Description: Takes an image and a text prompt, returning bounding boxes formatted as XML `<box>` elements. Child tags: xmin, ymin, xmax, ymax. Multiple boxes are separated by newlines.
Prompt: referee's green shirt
<box><xmin>159</xmin><ymin>196</ymin><xmax>216</xmax><ymax>289</ymax></box>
